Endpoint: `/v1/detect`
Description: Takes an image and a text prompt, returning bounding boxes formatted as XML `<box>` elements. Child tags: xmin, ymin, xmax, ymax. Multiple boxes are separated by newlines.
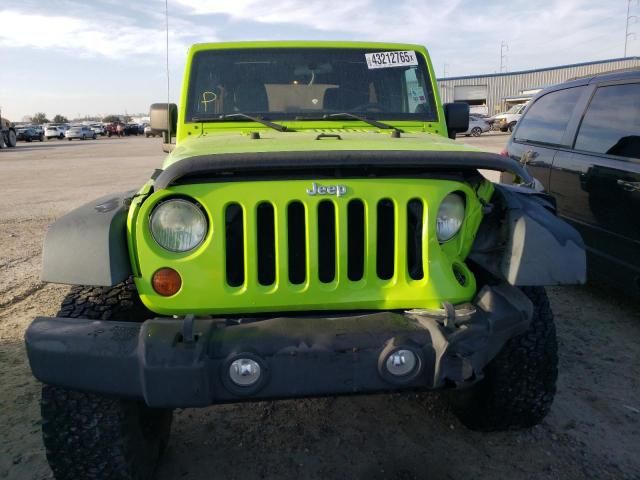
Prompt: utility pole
<box><xmin>625</xmin><ymin>0</ymin><xmax>639</xmax><ymax>57</ymax></box>
<box><xmin>443</xmin><ymin>63</ymin><xmax>449</xmax><ymax>79</ymax></box>
<box><xmin>500</xmin><ymin>41</ymin><xmax>509</xmax><ymax>73</ymax></box>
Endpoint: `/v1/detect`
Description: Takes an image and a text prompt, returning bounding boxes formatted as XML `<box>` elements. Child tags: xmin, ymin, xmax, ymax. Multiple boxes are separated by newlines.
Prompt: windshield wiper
<box><xmin>191</xmin><ymin>113</ymin><xmax>290</xmax><ymax>132</ymax></box>
<box><xmin>320</xmin><ymin>113</ymin><xmax>403</xmax><ymax>133</ymax></box>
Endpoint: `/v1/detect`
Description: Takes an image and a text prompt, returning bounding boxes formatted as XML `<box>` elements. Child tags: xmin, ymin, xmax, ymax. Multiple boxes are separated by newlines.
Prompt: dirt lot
<box><xmin>1</xmin><ymin>135</ymin><xmax>638</xmax><ymax>480</ymax></box>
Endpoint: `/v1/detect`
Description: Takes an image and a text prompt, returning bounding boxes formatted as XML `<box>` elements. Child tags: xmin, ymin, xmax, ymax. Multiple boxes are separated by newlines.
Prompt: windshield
<box><xmin>506</xmin><ymin>104</ymin><xmax>525</xmax><ymax>114</ymax></box>
<box><xmin>187</xmin><ymin>48</ymin><xmax>437</xmax><ymax>122</ymax></box>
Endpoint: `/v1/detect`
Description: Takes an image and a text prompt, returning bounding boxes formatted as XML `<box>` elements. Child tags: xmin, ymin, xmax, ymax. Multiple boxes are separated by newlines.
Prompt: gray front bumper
<box><xmin>25</xmin><ymin>284</ymin><xmax>532</xmax><ymax>408</ymax></box>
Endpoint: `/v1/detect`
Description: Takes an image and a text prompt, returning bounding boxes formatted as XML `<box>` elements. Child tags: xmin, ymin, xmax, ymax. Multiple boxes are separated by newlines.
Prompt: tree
<box><xmin>52</xmin><ymin>114</ymin><xmax>69</xmax><ymax>123</ymax></box>
<box><xmin>102</xmin><ymin>115</ymin><xmax>122</xmax><ymax>123</ymax></box>
<box><xmin>31</xmin><ymin>112</ymin><xmax>50</xmax><ymax>124</ymax></box>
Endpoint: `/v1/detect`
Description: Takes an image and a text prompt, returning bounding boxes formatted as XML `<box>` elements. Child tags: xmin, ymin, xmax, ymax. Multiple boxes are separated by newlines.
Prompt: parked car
<box><xmin>502</xmin><ymin>68</ymin><xmax>640</xmax><ymax>294</ymax></box>
<box><xmin>16</xmin><ymin>126</ymin><xmax>44</xmax><ymax>142</ymax></box>
<box><xmin>31</xmin><ymin>125</ymin><xmax>45</xmax><ymax>136</ymax></box>
<box><xmin>44</xmin><ymin>125</ymin><xmax>65</xmax><ymax>140</ymax></box>
<box><xmin>65</xmin><ymin>126</ymin><xmax>97</xmax><ymax>141</ymax></box>
<box><xmin>90</xmin><ymin>124</ymin><xmax>106</xmax><ymax>136</ymax></box>
<box><xmin>144</xmin><ymin>125</ymin><xmax>158</xmax><ymax>138</ymax></box>
<box><xmin>459</xmin><ymin>115</ymin><xmax>491</xmax><ymax>137</ymax></box>
<box><xmin>125</xmin><ymin>123</ymin><xmax>140</xmax><ymax>136</ymax></box>
<box><xmin>105</xmin><ymin>122</ymin><xmax>120</xmax><ymax>137</ymax></box>
<box><xmin>490</xmin><ymin>103</ymin><xmax>528</xmax><ymax>132</ymax></box>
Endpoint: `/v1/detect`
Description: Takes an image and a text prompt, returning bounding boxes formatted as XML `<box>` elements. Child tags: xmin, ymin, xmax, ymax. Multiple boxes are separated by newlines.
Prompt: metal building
<box><xmin>437</xmin><ymin>57</ymin><xmax>640</xmax><ymax>116</ymax></box>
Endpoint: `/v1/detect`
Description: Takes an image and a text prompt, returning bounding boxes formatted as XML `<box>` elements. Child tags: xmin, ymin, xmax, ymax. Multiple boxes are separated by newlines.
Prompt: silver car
<box><xmin>65</xmin><ymin>126</ymin><xmax>97</xmax><ymax>141</ymax></box>
<box><xmin>460</xmin><ymin>115</ymin><xmax>491</xmax><ymax>137</ymax></box>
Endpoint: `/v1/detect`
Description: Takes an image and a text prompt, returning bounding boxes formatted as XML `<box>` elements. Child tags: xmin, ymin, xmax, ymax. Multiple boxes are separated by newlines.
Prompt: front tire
<box><xmin>40</xmin><ymin>280</ymin><xmax>172</xmax><ymax>480</ymax></box>
<box><xmin>42</xmin><ymin>386</ymin><xmax>172</xmax><ymax>480</ymax></box>
<box><xmin>450</xmin><ymin>287</ymin><xmax>558</xmax><ymax>431</ymax></box>
<box><xmin>7</xmin><ymin>130</ymin><xmax>17</xmax><ymax>147</ymax></box>
<box><xmin>471</xmin><ymin>127</ymin><xmax>482</xmax><ymax>137</ymax></box>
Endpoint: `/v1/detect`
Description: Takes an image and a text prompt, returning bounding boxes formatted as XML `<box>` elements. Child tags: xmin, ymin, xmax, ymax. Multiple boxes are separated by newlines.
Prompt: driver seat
<box><xmin>233</xmin><ymin>81</ymin><xmax>269</xmax><ymax>113</ymax></box>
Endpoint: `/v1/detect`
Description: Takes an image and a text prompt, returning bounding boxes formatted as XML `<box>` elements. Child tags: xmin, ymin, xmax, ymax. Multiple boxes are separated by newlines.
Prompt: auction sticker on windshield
<box><xmin>365</xmin><ymin>51</ymin><xmax>418</xmax><ymax>69</ymax></box>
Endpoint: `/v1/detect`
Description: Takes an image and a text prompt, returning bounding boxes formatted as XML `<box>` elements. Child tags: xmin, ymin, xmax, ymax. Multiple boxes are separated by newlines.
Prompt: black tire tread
<box><xmin>451</xmin><ymin>286</ymin><xmax>558</xmax><ymax>431</ymax></box>
<box><xmin>43</xmin><ymin>278</ymin><xmax>171</xmax><ymax>480</ymax></box>
<box><xmin>42</xmin><ymin>386</ymin><xmax>171</xmax><ymax>480</ymax></box>
<box><xmin>57</xmin><ymin>277</ymin><xmax>154</xmax><ymax>321</ymax></box>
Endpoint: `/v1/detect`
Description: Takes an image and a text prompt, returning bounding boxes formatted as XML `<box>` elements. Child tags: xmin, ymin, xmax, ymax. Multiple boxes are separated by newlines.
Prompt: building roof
<box><xmin>438</xmin><ymin>56</ymin><xmax>640</xmax><ymax>82</ymax></box>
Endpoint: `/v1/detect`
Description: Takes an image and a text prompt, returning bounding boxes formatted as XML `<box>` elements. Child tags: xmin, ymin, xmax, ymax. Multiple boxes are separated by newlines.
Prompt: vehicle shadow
<box><xmin>155</xmin><ymin>390</ymin><xmax>567</xmax><ymax>480</ymax></box>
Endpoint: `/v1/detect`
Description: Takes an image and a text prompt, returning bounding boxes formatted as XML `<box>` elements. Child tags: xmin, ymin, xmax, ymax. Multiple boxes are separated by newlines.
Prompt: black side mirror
<box><xmin>444</xmin><ymin>102</ymin><xmax>469</xmax><ymax>140</ymax></box>
<box><xmin>150</xmin><ymin>103</ymin><xmax>178</xmax><ymax>136</ymax></box>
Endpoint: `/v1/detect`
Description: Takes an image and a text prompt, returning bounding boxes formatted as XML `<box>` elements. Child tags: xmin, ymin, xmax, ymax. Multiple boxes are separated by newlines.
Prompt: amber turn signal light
<box><xmin>152</xmin><ymin>268</ymin><xmax>182</xmax><ymax>296</ymax></box>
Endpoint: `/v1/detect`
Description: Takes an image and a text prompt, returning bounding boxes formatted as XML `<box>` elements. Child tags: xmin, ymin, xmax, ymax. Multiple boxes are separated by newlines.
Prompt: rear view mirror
<box><xmin>150</xmin><ymin>102</ymin><xmax>177</xmax><ymax>136</ymax></box>
<box><xmin>150</xmin><ymin>103</ymin><xmax>178</xmax><ymax>153</ymax></box>
<box><xmin>444</xmin><ymin>103</ymin><xmax>470</xmax><ymax>140</ymax></box>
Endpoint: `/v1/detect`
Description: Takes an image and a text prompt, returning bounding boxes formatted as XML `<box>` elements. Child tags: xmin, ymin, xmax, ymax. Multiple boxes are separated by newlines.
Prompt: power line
<box><xmin>500</xmin><ymin>41</ymin><xmax>509</xmax><ymax>73</ymax></box>
<box><xmin>625</xmin><ymin>0</ymin><xmax>639</xmax><ymax>57</ymax></box>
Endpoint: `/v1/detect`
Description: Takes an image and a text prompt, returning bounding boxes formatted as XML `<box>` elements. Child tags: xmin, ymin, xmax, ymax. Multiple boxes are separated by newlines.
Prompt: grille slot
<box><xmin>347</xmin><ymin>200</ymin><xmax>365</xmax><ymax>281</ymax></box>
<box><xmin>317</xmin><ymin>200</ymin><xmax>336</xmax><ymax>283</ymax></box>
<box><xmin>256</xmin><ymin>202</ymin><xmax>276</xmax><ymax>286</ymax></box>
<box><xmin>376</xmin><ymin>199</ymin><xmax>395</xmax><ymax>280</ymax></box>
<box><xmin>225</xmin><ymin>203</ymin><xmax>245</xmax><ymax>287</ymax></box>
<box><xmin>407</xmin><ymin>199</ymin><xmax>424</xmax><ymax>280</ymax></box>
<box><xmin>287</xmin><ymin>201</ymin><xmax>306</xmax><ymax>284</ymax></box>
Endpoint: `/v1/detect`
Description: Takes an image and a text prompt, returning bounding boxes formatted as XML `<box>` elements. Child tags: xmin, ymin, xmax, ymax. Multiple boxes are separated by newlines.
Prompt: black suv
<box><xmin>16</xmin><ymin>126</ymin><xmax>44</xmax><ymax>142</ymax></box>
<box><xmin>503</xmin><ymin>69</ymin><xmax>640</xmax><ymax>293</ymax></box>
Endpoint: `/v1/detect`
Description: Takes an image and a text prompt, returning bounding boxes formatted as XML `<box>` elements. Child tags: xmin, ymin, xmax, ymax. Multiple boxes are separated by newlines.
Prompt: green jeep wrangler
<box><xmin>26</xmin><ymin>41</ymin><xmax>586</xmax><ymax>480</ymax></box>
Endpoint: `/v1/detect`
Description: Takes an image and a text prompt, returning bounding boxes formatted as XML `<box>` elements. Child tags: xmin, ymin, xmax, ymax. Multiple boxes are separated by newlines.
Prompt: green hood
<box><xmin>163</xmin><ymin>128</ymin><xmax>478</xmax><ymax>169</ymax></box>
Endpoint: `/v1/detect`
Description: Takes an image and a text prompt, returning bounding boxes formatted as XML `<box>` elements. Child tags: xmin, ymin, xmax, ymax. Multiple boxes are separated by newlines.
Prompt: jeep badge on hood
<box><xmin>306</xmin><ymin>182</ymin><xmax>348</xmax><ymax>197</ymax></box>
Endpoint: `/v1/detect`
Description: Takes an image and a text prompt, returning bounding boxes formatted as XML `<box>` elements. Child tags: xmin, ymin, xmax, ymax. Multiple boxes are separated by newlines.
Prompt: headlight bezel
<box><xmin>436</xmin><ymin>192</ymin><xmax>466</xmax><ymax>243</ymax></box>
<box><xmin>149</xmin><ymin>197</ymin><xmax>209</xmax><ymax>253</ymax></box>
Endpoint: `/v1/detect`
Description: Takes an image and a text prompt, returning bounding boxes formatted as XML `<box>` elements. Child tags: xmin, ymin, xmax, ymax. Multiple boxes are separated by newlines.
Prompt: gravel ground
<box><xmin>0</xmin><ymin>135</ymin><xmax>638</xmax><ymax>480</ymax></box>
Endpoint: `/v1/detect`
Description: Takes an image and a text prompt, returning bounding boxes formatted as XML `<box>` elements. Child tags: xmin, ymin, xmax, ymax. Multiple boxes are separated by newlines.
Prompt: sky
<box><xmin>0</xmin><ymin>0</ymin><xmax>638</xmax><ymax>121</ymax></box>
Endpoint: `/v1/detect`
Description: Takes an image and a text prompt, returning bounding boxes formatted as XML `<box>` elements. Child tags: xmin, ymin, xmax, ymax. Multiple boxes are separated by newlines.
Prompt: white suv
<box><xmin>490</xmin><ymin>103</ymin><xmax>528</xmax><ymax>132</ymax></box>
<box><xmin>44</xmin><ymin>125</ymin><xmax>65</xmax><ymax>140</ymax></box>
<box><xmin>91</xmin><ymin>124</ymin><xmax>106</xmax><ymax>136</ymax></box>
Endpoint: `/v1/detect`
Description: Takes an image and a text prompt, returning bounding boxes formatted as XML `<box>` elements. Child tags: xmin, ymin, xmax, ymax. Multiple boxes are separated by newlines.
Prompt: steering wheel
<box><xmin>352</xmin><ymin>102</ymin><xmax>387</xmax><ymax>112</ymax></box>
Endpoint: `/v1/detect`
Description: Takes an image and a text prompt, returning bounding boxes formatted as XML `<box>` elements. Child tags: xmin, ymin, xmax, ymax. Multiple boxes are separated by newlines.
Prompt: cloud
<box><xmin>171</xmin><ymin>0</ymin><xmax>632</xmax><ymax>75</ymax></box>
<box><xmin>0</xmin><ymin>9</ymin><xmax>214</xmax><ymax>60</ymax></box>
<box><xmin>173</xmin><ymin>0</ymin><xmax>461</xmax><ymax>39</ymax></box>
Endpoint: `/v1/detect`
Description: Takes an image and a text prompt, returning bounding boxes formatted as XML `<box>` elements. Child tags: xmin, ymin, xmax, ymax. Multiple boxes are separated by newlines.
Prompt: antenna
<box><xmin>165</xmin><ymin>0</ymin><xmax>171</xmax><ymax>142</ymax></box>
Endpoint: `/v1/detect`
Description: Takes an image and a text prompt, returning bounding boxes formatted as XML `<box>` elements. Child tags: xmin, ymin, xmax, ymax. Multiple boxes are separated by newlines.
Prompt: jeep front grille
<box><xmin>223</xmin><ymin>197</ymin><xmax>424</xmax><ymax>288</ymax></box>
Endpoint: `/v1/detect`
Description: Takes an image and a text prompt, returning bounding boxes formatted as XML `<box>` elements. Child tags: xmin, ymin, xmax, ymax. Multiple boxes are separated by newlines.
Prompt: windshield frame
<box><xmin>185</xmin><ymin>47</ymin><xmax>438</xmax><ymax>124</ymax></box>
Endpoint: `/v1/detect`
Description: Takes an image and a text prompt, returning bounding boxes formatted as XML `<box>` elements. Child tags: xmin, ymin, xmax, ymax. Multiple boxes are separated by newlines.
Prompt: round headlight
<box><xmin>150</xmin><ymin>199</ymin><xmax>207</xmax><ymax>252</ymax></box>
<box><xmin>436</xmin><ymin>193</ymin><xmax>465</xmax><ymax>242</ymax></box>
